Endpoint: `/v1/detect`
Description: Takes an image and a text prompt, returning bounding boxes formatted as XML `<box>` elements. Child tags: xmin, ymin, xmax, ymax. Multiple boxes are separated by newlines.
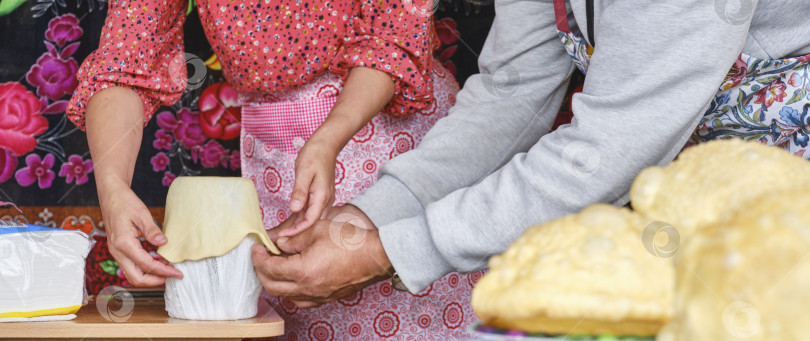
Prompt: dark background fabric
<box><xmin>0</xmin><ymin>0</ymin><xmax>590</xmax><ymax>295</ymax></box>
<box><xmin>0</xmin><ymin>0</ymin><xmax>495</xmax><ymax>207</ymax></box>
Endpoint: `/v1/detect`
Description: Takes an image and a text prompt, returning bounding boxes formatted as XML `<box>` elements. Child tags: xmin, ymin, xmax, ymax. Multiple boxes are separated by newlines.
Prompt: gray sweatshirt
<box><xmin>350</xmin><ymin>0</ymin><xmax>810</xmax><ymax>293</ymax></box>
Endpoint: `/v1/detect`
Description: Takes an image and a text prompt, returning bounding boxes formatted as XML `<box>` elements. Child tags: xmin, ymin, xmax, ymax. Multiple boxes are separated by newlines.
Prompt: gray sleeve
<box><xmin>350</xmin><ymin>0</ymin><xmax>574</xmax><ymax>225</ymax></box>
<box><xmin>369</xmin><ymin>0</ymin><xmax>758</xmax><ymax>293</ymax></box>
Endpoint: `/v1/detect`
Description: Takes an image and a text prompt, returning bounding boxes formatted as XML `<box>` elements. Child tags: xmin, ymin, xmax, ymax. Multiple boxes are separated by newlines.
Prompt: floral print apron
<box><xmin>554</xmin><ymin>0</ymin><xmax>810</xmax><ymax>157</ymax></box>
<box><xmin>240</xmin><ymin>63</ymin><xmax>483</xmax><ymax>340</ymax></box>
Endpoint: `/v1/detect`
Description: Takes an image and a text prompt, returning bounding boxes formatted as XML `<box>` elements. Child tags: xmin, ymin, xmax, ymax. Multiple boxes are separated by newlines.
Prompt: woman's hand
<box><xmin>281</xmin><ymin>66</ymin><xmax>395</xmax><ymax>237</ymax></box>
<box><xmin>101</xmin><ymin>183</ymin><xmax>183</xmax><ymax>287</ymax></box>
<box><xmin>85</xmin><ymin>86</ymin><xmax>182</xmax><ymax>287</ymax></box>
<box><xmin>284</xmin><ymin>138</ymin><xmax>339</xmax><ymax>237</ymax></box>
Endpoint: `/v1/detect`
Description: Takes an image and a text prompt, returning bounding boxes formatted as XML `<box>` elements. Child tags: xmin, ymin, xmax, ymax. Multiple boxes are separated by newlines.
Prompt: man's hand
<box><xmin>252</xmin><ymin>205</ymin><xmax>393</xmax><ymax>307</ymax></box>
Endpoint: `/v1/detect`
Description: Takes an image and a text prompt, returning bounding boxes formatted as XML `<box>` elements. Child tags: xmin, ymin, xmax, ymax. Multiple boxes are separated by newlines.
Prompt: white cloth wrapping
<box><xmin>164</xmin><ymin>237</ymin><xmax>261</xmax><ymax>320</ymax></box>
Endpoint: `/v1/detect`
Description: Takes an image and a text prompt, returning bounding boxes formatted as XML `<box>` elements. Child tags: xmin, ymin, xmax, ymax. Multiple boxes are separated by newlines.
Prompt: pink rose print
<box><xmin>58</xmin><ymin>154</ymin><xmax>93</xmax><ymax>185</ymax></box>
<box><xmin>162</xmin><ymin>171</ymin><xmax>176</xmax><ymax>187</ymax></box>
<box><xmin>26</xmin><ymin>53</ymin><xmax>79</xmax><ymax>100</ymax></box>
<box><xmin>0</xmin><ymin>149</ymin><xmax>17</xmax><ymax>183</ymax></box>
<box><xmin>754</xmin><ymin>79</ymin><xmax>787</xmax><ymax>109</ymax></box>
<box><xmin>442</xmin><ymin>59</ymin><xmax>457</xmax><ymax>77</ymax></box>
<box><xmin>439</xmin><ymin>45</ymin><xmax>458</xmax><ymax>73</ymax></box>
<box><xmin>15</xmin><ymin>154</ymin><xmax>55</xmax><ymax>189</ymax></box>
<box><xmin>198</xmin><ymin>140</ymin><xmax>227</xmax><ymax>168</ymax></box>
<box><xmin>153</xmin><ymin>130</ymin><xmax>174</xmax><ymax>150</ymax></box>
<box><xmin>435</xmin><ymin>18</ymin><xmax>458</xmax><ymax>77</ymax></box>
<box><xmin>199</xmin><ymin>82</ymin><xmax>241</xmax><ymax>140</ymax></box>
<box><xmin>435</xmin><ymin>18</ymin><xmax>459</xmax><ymax>46</ymax></box>
<box><xmin>229</xmin><ymin>150</ymin><xmax>240</xmax><ymax>170</ymax></box>
<box><xmin>373</xmin><ymin>311</ymin><xmax>400</xmax><ymax>337</ymax></box>
<box><xmin>150</xmin><ymin>152</ymin><xmax>170</xmax><ymax>171</ymax></box>
<box><xmin>0</xmin><ymin>82</ymin><xmax>47</xmax><ymax>157</ymax></box>
<box><xmin>438</xmin><ymin>45</ymin><xmax>458</xmax><ymax>63</ymax></box>
<box><xmin>307</xmin><ymin>321</ymin><xmax>334</xmax><ymax>341</ymax></box>
<box><xmin>156</xmin><ymin>108</ymin><xmax>206</xmax><ymax>149</ymax></box>
<box><xmin>45</xmin><ymin>14</ymin><xmax>83</xmax><ymax>48</ymax></box>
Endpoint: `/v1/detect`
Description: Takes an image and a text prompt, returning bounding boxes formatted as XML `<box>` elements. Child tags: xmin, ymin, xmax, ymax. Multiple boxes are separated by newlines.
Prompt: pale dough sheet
<box><xmin>157</xmin><ymin>177</ymin><xmax>280</xmax><ymax>263</ymax></box>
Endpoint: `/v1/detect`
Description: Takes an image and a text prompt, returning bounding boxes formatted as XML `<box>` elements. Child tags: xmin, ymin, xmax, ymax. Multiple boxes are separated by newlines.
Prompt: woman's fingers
<box><xmin>279</xmin><ymin>210</ymin><xmax>310</xmax><ymax>237</ymax></box>
<box><xmin>118</xmin><ymin>234</ymin><xmax>183</xmax><ymax>279</ymax></box>
<box><xmin>278</xmin><ymin>219</ymin><xmax>307</xmax><ymax>238</ymax></box>
<box><xmin>283</xmin><ymin>196</ymin><xmax>320</xmax><ymax>237</ymax></box>
<box><xmin>290</xmin><ymin>167</ymin><xmax>315</xmax><ymax>213</ymax></box>
<box><xmin>282</xmin><ymin>177</ymin><xmax>327</xmax><ymax>237</ymax></box>
<box><xmin>100</xmin><ymin>189</ymin><xmax>179</xmax><ymax>287</ymax></box>
<box><xmin>320</xmin><ymin>191</ymin><xmax>336</xmax><ymax>220</ymax></box>
<box><xmin>115</xmin><ymin>256</ymin><xmax>167</xmax><ymax>287</ymax></box>
<box><xmin>299</xmin><ymin>173</ymin><xmax>334</xmax><ymax>229</ymax></box>
<box><xmin>137</xmin><ymin>212</ymin><xmax>168</xmax><ymax>246</ymax></box>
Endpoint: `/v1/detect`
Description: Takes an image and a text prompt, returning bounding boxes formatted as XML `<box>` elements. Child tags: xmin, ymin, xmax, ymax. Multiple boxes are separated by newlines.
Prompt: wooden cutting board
<box><xmin>1</xmin><ymin>297</ymin><xmax>283</xmax><ymax>340</ymax></box>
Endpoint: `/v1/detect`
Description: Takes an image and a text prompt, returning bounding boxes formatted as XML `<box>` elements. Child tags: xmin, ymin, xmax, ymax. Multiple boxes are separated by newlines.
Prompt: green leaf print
<box><xmin>0</xmin><ymin>0</ymin><xmax>27</xmax><ymax>16</ymax></box>
<box><xmin>786</xmin><ymin>88</ymin><xmax>806</xmax><ymax>105</ymax></box>
<box><xmin>99</xmin><ymin>259</ymin><xmax>120</xmax><ymax>276</ymax></box>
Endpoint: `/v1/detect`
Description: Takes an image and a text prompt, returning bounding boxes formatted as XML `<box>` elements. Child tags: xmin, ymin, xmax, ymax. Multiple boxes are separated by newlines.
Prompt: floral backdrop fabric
<box><xmin>0</xmin><ymin>0</ymin><xmax>492</xmax><ymax>207</ymax></box>
<box><xmin>0</xmin><ymin>0</ymin><xmax>496</xmax><ymax>293</ymax></box>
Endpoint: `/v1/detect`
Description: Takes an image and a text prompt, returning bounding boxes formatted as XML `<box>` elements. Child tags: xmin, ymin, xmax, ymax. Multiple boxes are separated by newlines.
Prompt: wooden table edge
<box><xmin>1</xmin><ymin>298</ymin><xmax>283</xmax><ymax>339</ymax></box>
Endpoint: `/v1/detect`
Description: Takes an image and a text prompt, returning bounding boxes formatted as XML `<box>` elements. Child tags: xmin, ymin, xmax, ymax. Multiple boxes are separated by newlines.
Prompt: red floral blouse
<box><xmin>67</xmin><ymin>0</ymin><xmax>436</xmax><ymax>128</ymax></box>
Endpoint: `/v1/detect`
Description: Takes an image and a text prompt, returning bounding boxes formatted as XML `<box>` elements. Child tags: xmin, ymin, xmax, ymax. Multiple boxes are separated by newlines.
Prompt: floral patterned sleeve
<box><xmin>66</xmin><ymin>0</ymin><xmax>188</xmax><ymax>129</ymax></box>
<box><xmin>329</xmin><ymin>0</ymin><xmax>435</xmax><ymax>116</ymax></box>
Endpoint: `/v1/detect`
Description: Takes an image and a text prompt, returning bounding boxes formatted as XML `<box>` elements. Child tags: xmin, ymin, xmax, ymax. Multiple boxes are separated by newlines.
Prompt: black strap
<box><xmin>586</xmin><ymin>0</ymin><xmax>595</xmax><ymax>47</ymax></box>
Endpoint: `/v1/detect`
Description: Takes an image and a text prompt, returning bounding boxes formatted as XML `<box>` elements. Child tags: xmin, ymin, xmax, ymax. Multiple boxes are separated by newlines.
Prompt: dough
<box><xmin>471</xmin><ymin>204</ymin><xmax>674</xmax><ymax>336</ymax></box>
<box><xmin>157</xmin><ymin>176</ymin><xmax>280</xmax><ymax>263</ymax></box>
<box><xmin>630</xmin><ymin>139</ymin><xmax>810</xmax><ymax>237</ymax></box>
<box><xmin>657</xmin><ymin>189</ymin><xmax>810</xmax><ymax>341</ymax></box>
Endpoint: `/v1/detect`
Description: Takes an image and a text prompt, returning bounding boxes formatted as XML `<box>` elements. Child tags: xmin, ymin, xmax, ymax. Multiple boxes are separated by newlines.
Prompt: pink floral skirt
<box><xmin>240</xmin><ymin>63</ymin><xmax>484</xmax><ymax>340</ymax></box>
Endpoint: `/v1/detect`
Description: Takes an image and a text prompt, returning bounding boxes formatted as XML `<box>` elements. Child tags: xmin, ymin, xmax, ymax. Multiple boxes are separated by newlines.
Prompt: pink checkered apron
<box><xmin>240</xmin><ymin>63</ymin><xmax>484</xmax><ymax>340</ymax></box>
